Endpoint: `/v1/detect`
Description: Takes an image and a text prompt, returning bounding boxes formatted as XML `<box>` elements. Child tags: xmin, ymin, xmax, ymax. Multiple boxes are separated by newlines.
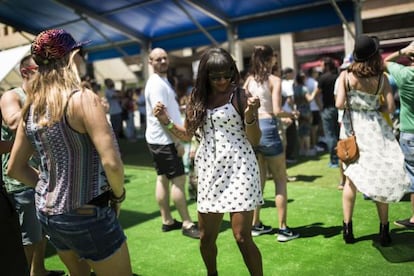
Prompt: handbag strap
<box><xmin>344</xmin><ymin>72</ymin><xmax>355</xmax><ymax>135</ymax></box>
<box><xmin>375</xmin><ymin>74</ymin><xmax>383</xmax><ymax>95</ymax></box>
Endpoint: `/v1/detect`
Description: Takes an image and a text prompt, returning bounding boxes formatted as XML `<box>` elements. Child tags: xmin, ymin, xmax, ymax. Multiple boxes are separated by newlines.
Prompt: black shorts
<box><xmin>147</xmin><ymin>143</ymin><xmax>185</xmax><ymax>179</ymax></box>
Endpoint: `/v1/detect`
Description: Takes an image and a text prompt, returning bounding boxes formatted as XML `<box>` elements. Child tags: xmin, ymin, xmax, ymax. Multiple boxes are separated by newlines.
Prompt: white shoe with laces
<box><xmin>277</xmin><ymin>227</ymin><xmax>299</xmax><ymax>242</ymax></box>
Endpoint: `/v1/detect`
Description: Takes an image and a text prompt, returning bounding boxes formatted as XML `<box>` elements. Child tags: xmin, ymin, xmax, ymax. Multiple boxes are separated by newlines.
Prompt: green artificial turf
<box><xmin>44</xmin><ymin>138</ymin><xmax>414</xmax><ymax>275</ymax></box>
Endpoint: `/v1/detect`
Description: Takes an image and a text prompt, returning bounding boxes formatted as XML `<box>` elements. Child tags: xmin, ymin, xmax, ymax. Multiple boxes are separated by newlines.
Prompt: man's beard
<box><xmin>158</xmin><ymin>66</ymin><xmax>168</xmax><ymax>74</ymax></box>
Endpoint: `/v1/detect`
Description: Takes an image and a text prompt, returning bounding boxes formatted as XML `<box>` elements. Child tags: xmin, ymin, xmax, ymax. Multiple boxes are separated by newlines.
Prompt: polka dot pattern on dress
<box><xmin>196</xmin><ymin>99</ymin><xmax>263</xmax><ymax>213</ymax></box>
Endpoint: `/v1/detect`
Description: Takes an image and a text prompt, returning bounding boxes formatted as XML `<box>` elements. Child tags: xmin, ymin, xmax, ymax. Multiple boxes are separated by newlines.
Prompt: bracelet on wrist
<box><xmin>111</xmin><ymin>187</ymin><xmax>126</xmax><ymax>203</ymax></box>
<box><xmin>163</xmin><ymin>118</ymin><xmax>174</xmax><ymax>130</ymax></box>
<box><xmin>398</xmin><ymin>49</ymin><xmax>402</xmax><ymax>56</ymax></box>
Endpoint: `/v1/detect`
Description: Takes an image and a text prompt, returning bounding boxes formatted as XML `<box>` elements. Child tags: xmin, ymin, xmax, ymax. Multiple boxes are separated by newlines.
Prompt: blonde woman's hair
<box><xmin>23</xmin><ymin>49</ymin><xmax>83</xmax><ymax>127</ymax></box>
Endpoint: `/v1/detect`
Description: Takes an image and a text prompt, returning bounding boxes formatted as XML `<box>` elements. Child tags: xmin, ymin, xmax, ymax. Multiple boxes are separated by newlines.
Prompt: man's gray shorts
<box><xmin>9</xmin><ymin>188</ymin><xmax>43</xmax><ymax>245</ymax></box>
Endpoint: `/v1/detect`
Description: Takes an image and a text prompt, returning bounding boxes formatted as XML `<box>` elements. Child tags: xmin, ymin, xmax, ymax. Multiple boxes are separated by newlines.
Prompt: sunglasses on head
<box><xmin>21</xmin><ymin>65</ymin><xmax>38</xmax><ymax>75</ymax></box>
<box><xmin>23</xmin><ymin>65</ymin><xmax>38</xmax><ymax>71</ymax></box>
<box><xmin>209</xmin><ymin>72</ymin><xmax>232</xmax><ymax>82</ymax></box>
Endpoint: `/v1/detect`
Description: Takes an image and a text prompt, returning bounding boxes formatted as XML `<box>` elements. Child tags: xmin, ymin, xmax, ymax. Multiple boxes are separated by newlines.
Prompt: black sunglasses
<box><xmin>209</xmin><ymin>72</ymin><xmax>232</xmax><ymax>82</ymax></box>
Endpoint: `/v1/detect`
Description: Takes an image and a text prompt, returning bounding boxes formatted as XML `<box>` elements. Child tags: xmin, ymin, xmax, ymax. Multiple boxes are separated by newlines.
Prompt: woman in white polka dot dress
<box><xmin>153</xmin><ymin>47</ymin><xmax>263</xmax><ymax>276</ymax></box>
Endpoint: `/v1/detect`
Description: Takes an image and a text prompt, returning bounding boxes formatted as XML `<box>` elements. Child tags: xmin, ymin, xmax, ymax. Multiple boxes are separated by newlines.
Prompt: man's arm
<box><xmin>384</xmin><ymin>41</ymin><xmax>414</xmax><ymax>63</ymax></box>
<box><xmin>0</xmin><ymin>90</ymin><xmax>23</xmax><ymax>132</ymax></box>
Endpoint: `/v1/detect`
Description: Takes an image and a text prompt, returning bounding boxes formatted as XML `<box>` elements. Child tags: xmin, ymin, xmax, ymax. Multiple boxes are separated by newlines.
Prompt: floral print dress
<box><xmin>340</xmin><ymin>88</ymin><xmax>410</xmax><ymax>203</ymax></box>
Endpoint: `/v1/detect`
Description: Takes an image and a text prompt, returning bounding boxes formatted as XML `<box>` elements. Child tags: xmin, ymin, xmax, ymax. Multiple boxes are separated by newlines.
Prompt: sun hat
<box><xmin>353</xmin><ymin>35</ymin><xmax>379</xmax><ymax>62</ymax></box>
<box><xmin>340</xmin><ymin>53</ymin><xmax>353</xmax><ymax>69</ymax></box>
<box><xmin>31</xmin><ymin>29</ymin><xmax>90</xmax><ymax>65</ymax></box>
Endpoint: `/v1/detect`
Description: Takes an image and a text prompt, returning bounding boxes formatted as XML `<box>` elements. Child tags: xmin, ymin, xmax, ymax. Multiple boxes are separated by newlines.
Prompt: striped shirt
<box><xmin>25</xmin><ymin>97</ymin><xmax>111</xmax><ymax>215</ymax></box>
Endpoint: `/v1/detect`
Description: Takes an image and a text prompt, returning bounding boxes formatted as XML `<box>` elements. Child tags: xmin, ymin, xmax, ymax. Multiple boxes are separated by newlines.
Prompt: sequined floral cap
<box><xmin>31</xmin><ymin>29</ymin><xmax>90</xmax><ymax>65</ymax></box>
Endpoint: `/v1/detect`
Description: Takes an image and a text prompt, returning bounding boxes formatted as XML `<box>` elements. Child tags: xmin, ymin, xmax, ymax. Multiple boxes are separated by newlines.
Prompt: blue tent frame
<box><xmin>0</xmin><ymin>0</ymin><xmax>355</xmax><ymax>61</ymax></box>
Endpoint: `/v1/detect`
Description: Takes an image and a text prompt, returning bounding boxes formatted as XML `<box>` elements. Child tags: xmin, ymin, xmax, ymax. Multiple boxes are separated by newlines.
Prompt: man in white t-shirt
<box><xmin>145</xmin><ymin>48</ymin><xmax>199</xmax><ymax>239</ymax></box>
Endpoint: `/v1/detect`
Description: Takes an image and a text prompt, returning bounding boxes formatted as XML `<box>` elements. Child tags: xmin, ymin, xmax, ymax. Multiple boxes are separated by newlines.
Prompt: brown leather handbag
<box><xmin>336</xmin><ymin>75</ymin><xmax>359</xmax><ymax>165</ymax></box>
<box><xmin>337</xmin><ymin>134</ymin><xmax>359</xmax><ymax>165</ymax></box>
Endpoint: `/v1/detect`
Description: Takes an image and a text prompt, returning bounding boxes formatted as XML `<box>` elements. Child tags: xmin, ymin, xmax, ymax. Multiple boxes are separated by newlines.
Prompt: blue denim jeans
<box><xmin>38</xmin><ymin>206</ymin><xmax>126</xmax><ymax>261</ymax></box>
<box><xmin>399</xmin><ymin>132</ymin><xmax>414</xmax><ymax>192</ymax></box>
<box><xmin>321</xmin><ymin>107</ymin><xmax>339</xmax><ymax>165</ymax></box>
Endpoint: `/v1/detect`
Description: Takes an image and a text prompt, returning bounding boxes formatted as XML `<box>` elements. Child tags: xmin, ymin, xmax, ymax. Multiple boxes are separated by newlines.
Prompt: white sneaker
<box><xmin>277</xmin><ymin>227</ymin><xmax>299</xmax><ymax>242</ymax></box>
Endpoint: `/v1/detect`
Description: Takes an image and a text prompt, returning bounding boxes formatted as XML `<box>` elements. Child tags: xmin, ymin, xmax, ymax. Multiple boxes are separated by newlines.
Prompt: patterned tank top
<box><xmin>25</xmin><ymin>91</ymin><xmax>111</xmax><ymax>215</ymax></box>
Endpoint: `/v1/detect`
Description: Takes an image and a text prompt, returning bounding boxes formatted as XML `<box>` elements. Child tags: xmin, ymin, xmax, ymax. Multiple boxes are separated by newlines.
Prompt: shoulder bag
<box><xmin>336</xmin><ymin>73</ymin><xmax>359</xmax><ymax>165</ymax></box>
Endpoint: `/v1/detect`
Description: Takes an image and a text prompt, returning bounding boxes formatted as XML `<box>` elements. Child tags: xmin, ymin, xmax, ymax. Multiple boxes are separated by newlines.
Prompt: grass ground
<box><xmin>44</xmin><ymin>138</ymin><xmax>414</xmax><ymax>276</ymax></box>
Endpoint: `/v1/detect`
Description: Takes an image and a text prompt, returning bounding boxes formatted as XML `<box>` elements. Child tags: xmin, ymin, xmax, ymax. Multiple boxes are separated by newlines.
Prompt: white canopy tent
<box><xmin>93</xmin><ymin>58</ymin><xmax>138</xmax><ymax>88</ymax></box>
<box><xmin>0</xmin><ymin>44</ymin><xmax>30</xmax><ymax>91</ymax></box>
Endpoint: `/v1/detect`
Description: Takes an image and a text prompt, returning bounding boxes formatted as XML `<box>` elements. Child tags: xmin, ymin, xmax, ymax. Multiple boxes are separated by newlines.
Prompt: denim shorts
<box><xmin>399</xmin><ymin>132</ymin><xmax>414</xmax><ymax>192</ymax></box>
<box><xmin>255</xmin><ymin>117</ymin><xmax>284</xmax><ymax>157</ymax></box>
<box><xmin>37</xmin><ymin>206</ymin><xmax>126</xmax><ymax>261</ymax></box>
<box><xmin>9</xmin><ymin>188</ymin><xmax>43</xmax><ymax>245</ymax></box>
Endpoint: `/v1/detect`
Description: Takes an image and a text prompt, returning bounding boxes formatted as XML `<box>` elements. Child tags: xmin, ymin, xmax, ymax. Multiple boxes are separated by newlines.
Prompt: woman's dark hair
<box><xmin>348</xmin><ymin>51</ymin><xmax>384</xmax><ymax>78</ymax></box>
<box><xmin>185</xmin><ymin>47</ymin><xmax>239</xmax><ymax>136</ymax></box>
<box><xmin>249</xmin><ymin>45</ymin><xmax>274</xmax><ymax>84</ymax></box>
<box><xmin>295</xmin><ymin>71</ymin><xmax>306</xmax><ymax>86</ymax></box>
<box><xmin>322</xmin><ymin>57</ymin><xmax>337</xmax><ymax>73</ymax></box>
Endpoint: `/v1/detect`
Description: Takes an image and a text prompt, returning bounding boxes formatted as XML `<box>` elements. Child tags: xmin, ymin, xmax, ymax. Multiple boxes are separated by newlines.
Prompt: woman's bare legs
<box><xmin>375</xmin><ymin>201</ymin><xmax>391</xmax><ymax>246</ymax></box>
<box><xmin>267</xmin><ymin>154</ymin><xmax>288</xmax><ymax>229</ymax></box>
<box><xmin>231</xmin><ymin>211</ymin><xmax>263</xmax><ymax>276</ymax></box>
<box><xmin>156</xmin><ymin>175</ymin><xmax>173</xmax><ymax>225</ymax></box>
<box><xmin>252</xmin><ymin>154</ymin><xmax>267</xmax><ymax>225</ymax></box>
<box><xmin>88</xmin><ymin>242</ymin><xmax>132</xmax><ymax>276</ymax></box>
<box><xmin>56</xmin><ymin>250</ymin><xmax>90</xmax><ymax>276</ymax></box>
<box><xmin>57</xmin><ymin>241</ymin><xmax>132</xmax><ymax>276</ymax></box>
<box><xmin>198</xmin><ymin>212</ymin><xmax>223</xmax><ymax>275</ymax></box>
<box><xmin>342</xmin><ymin>177</ymin><xmax>356</xmax><ymax>223</ymax></box>
<box><xmin>375</xmin><ymin>201</ymin><xmax>389</xmax><ymax>224</ymax></box>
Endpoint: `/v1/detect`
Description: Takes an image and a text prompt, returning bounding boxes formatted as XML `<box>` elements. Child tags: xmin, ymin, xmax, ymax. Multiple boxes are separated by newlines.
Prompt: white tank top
<box><xmin>246</xmin><ymin>78</ymin><xmax>273</xmax><ymax>117</ymax></box>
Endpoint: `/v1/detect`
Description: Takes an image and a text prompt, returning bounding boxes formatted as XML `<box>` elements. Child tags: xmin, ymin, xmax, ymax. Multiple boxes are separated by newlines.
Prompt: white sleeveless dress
<box><xmin>196</xmin><ymin>96</ymin><xmax>263</xmax><ymax>213</ymax></box>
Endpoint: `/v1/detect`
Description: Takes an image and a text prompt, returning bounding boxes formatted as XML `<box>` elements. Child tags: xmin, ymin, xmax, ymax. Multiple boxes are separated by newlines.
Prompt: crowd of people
<box><xmin>1</xmin><ymin>27</ymin><xmax>413</xmax><ymax>276</ymax></box>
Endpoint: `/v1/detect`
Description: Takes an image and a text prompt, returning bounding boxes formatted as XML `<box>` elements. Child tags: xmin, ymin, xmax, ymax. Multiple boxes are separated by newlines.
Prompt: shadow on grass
<box><xmin>286</xmin><ymin>154</ymin><xmax>325</xmax><ymax>169</ymax></box>
<box><xmin>119</xmin><ymin>139</ymin><xmax>153</xmax><ymax>168</ymax></box>
<box><xmin>119</xmin><ymin>209</ymin><xmax>162</xmax><ymax>230</ymax></box>
<box><xmin>373</xmin><ymin>229</ymin><xmax>414</xmax><ymax>263</ymax></box>
<box><xmin>292</xmin><ymin>222</ymin><xmax>342</xmax><ymax>238</ymax></box>
<box><xmin>261</xmin><ymin>198</ymin><xmax>294</xmax><ymax>209</ymax></box>
<box><xmin>120</xmin><ymin>198</ymin><xmax>197</xmax><ymax>230</ymax></box>
<box><xmin>337</xmin><ymin>228</ymin><xmax>414</xmax><ymax>263</ymax></box>
<box><xmin>231</xmin><ymin>222</ymin><xmax>343</xmax><ymax>238</ymax></box>
<box><xmin>294</xmin><ymin>174</ymin><xmax>323</xmax><ymax>183</ymax></box>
